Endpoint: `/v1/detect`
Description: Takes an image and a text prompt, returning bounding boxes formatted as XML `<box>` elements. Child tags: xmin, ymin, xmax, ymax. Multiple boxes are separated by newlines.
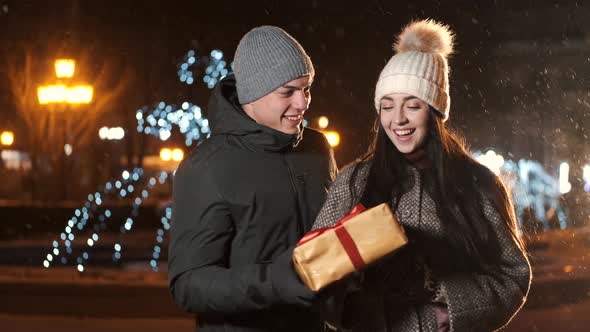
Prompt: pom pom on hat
<box><xmin>394</xmin><ymin>19</ymin><xmax>454</xmax><ymax>57</ymax></box>
<box><xmin>374</xmin><ymin>19</ymin><xmax>455</xmax><ymax>121</ymax></box>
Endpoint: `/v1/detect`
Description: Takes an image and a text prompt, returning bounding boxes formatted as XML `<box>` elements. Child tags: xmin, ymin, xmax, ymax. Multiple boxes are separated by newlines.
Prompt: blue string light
<box><xmin>111</xmin><ymin>171</ymin><xmax>170</xmax><ymax>264</ymax></box>
<box><xmin>136</xmin><ymin>102</ymin><xmax>210</xmax><ymax>147</ymax></box>
<box><xmin>149</xmin><ymin>205</ymin><xmax>172</xmax><ymax>271</ymax></box>
<box><xmin>72</xmin><ymin>168</ymin><xmax>145</xmax><ymax>271</ymax></box>
<box><xmin>136</xmin><ymin>49</ymin><xmax>233</xmax><ymax>147</ymax></box>
<box><xmin>43</xmin><ymin>168</ymin><xmax>143</xmax><ymax>271</ymax></box>
<box><xmin>178</xmin><ymin>49</ymin><xmax>233</xmax><ymax>89</ymax></box>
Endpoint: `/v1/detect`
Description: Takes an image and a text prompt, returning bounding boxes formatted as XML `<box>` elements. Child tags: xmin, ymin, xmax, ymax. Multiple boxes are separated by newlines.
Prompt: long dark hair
<box><xmin>350</xmin><ymin>107</ymin><xmax>524</xmax><ymax>270</ymax></box>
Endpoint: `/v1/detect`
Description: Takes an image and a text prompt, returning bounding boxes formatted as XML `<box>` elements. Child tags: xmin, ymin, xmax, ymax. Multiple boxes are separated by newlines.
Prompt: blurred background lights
<box><xmin>135</xmin><ymin>49</ymin><xmax>231</xmax><ymax>147</ymax></box>
<box><xmin>318</xmin><ymin>116</ymin><xmax>329</xmax><ymax>129</ymax></box>
<box><xmin>323</xmin><ymin>131</ymin><xmax>340</xmax><ymax>148</ymax></box>
<box><xmin>64</xmin><ymin>144</ymin><xmax>73</xmax><ymax>156</ymax></box>
<box><xmin>54</xmin><ymin>59</ymin><xmax>75</xmax><ymax>78</ymax></box>
<box><xmin>559</xmin><ymin>162</ymin><xmax>571</xmax><ymax>194</ymax></box>
<box><xmin>37</xmin><ymin>84</ymin><xmax>93</xmax><ymax>104</ymax></box>
<box><xmin>171</xmin><ymin>148</ymin><xmax>184</xmax><ymax>162</ymax></box>
<box><xmin>98</xmin><ymin>127</ymin><xmax>125</xmax><ymax>140</ymax></box>
<box><xmin>44</xmin><ymin>168</ymin><xmax>146</xmax><ymax>270</ymax></box>
<box><xmin>583</xmin><ymin>164</ymin><xmax>590</xmax><ymax>192</ymax></box>
<box><xmin>135</xmin><ymin>101</ymin><xmax>208</xmax><ymax>147</ymax></box>
<box><xmin>160</xmin><ymin>148</ymin><xmax>184</xmax><ymax>162</ymax></box>
<box><xmin>475</xmin><ymin>150</ymin><xmax>505</xmax><ymax>175</ymax></box>
<box><xmin>160</xmin><ymin>148</ymin><xmax>172</xmax><ymax>161</ymax></box>
<box><xmin>0</xmin><ymin>131</ymin><xmax>14</xmax><ymax>146</ymax></box>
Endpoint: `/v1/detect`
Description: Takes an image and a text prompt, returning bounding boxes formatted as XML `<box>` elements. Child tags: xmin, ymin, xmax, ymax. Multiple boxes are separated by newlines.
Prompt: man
<box><xmin>168</xmin><ymin>26</ymin><xmax>337</xmax><ymax>332</ymax></box>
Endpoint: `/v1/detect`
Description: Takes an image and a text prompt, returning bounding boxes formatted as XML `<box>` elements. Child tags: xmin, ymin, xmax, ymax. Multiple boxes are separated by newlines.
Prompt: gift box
<box><xmin>293</xmin><ymin>203</ymin><xmax>408</xmax><ymax>291</ymax></box>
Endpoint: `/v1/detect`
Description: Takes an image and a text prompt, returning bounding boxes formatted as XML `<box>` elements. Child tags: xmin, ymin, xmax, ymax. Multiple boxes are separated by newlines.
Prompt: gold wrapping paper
<box><xmin>293</xmin><ymin>203</ymin><xmax>408</xmax><ymax>291</ymax></box>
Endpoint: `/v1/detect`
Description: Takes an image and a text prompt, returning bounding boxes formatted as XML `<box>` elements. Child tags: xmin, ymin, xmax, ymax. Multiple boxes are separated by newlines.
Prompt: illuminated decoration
<box><xmin>474</xmin><ymin>151</ymin><xmax>568</xmax><ymax>231</ymax></box>
<box><xmin>149</xmin><ymin>205</ymin><xmax>172</xmax><ymax>271</ymax></box>
<box><xmin>136</xmin><ymin>101</ymin><xmax>210</xmax><ymax>147</ymax></box>
<box><xmin>178</xmin><ymin>49</ymin><xmax>232</xmax><ymax>89</ymax></box>
<box><xmin>55</xmin><ymin>59</ymin><xmax>75</xmax><ymax>78</ymax></box>
<box><xmin>43</xmin><ymin>168</ymin><xmax>144</xmax><ymax>270</ymax></box>
<box><xmin>111</xmin><ymin>171</ymin><xmax>170</xmax><ymax>265</ymax></box>
<box><xmin>43</xmin><ymin>168</ymin><xmax>172</xmax><ymax>271</ymax></box>
<box><xmin>584</xmin><ymin>164</ymin><xmax>590</xmax><ymax>192</ymax></box>
<box><xmin>37</xmin><ymin>84</ymin><xmax>94</xmax><ymax>104</ymax></box>
<box><xmin>513</xmin><ymin>159</ymin><xmax>567</xmax><ymax>230</ymax></box>
<box><xmin>1</xmin><ymin>131</ymin><xmax>14</xmax><ymax>146</ymax></box>
<box><xmin>323</xmin><ymin>131</ymin><xmax>340</xmax><ymax>147</ymax></box>
<box><xmin>98</xmin><ymin>127</ymin><xmax>125</xmax><ymax>140</ymax></box>
<box><xmin>474</xmin><ymin>150</ymin><xmax>505</xmax><ymax>175</ymax></box>
<box><xmin>136</xmin><ymin>48</ymin><xmax>235</xmax><ymax>146</ymax></box>
<box><xmin>318</xmin><ymin>116</ymin><xmax>329</xmax><ymax>129</ymax></box>
<box><xmin>135</xmin><ymin>48</ymin><xmax>234</xmax><ymax>146</ymax></box>
<box><xmin>559</xmin><ymin>162</ymin><xmax>571</xmax><ymax>194</ymax></box>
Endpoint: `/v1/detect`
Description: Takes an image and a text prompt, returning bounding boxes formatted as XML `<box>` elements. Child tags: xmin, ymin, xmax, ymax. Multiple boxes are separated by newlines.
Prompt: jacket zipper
<box><xmin>282</xmin><ymin>153</ymin><xmax>304</xmax><ymax>236</ymax></box>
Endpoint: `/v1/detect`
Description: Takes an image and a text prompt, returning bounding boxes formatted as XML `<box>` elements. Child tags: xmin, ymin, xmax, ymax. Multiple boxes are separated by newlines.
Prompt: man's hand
<box><xmin>270</xmin><ymin>247</ymin><xmax>316</xmax><ymax>306</ymax></box>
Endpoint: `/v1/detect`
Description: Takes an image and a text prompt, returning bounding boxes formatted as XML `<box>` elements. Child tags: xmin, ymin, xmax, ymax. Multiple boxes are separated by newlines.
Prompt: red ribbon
<box><xmin>298</xmin><ymin>204</ymin><xmax>367</xmax><ymax>269</ymax></box>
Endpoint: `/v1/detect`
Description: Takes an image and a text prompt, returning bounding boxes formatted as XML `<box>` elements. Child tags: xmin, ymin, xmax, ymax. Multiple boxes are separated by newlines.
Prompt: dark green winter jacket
<box><xmin>168</xmin><ymin>75</ymin><xmax>337</xmax><ymax>331</ymax></box>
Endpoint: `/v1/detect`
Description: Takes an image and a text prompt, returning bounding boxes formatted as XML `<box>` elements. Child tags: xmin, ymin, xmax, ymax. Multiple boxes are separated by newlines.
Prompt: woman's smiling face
<box><xmin>379</xmin><ymin>93</ymin><xmax>430</xmax><ymax>154</ymax></box>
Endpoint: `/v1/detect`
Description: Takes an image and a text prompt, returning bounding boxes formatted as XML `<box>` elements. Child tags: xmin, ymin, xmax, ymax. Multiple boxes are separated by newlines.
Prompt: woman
<box><xmin>314</xmin><ymin>20</ymin><xmax>531</xmax><ymax>331</ymax></box>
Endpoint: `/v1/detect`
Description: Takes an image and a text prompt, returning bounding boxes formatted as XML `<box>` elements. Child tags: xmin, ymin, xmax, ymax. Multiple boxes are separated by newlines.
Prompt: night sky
<box><xmin>0</xmin><ymin>0</ymin><xmax>587</xmax><ymax>166</ymax></box>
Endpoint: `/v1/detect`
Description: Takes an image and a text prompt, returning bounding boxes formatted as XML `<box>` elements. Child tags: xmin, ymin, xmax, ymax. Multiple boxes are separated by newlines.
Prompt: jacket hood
<box><xmin>208</xmin><ymin>75</ymin><xmax>303</xmax><ymax>152</ymax></box>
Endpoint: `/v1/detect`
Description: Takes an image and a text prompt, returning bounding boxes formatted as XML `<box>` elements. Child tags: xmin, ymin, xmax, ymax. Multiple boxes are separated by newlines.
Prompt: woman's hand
<box><xmin>433</xmin><ymin>303</ymin><xmax>450</xmax><ymax>332</ymax></box>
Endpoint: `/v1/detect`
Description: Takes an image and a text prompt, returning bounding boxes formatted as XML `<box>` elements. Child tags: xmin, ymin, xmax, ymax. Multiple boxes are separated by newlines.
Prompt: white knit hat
<box><xmin>374</xmin><ymin>19</ymin><xmax>454</xmax><ymax>121</ymax></box>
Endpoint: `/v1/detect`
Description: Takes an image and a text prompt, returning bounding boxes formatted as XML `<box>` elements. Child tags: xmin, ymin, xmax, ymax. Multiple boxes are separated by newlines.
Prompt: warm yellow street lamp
<box><xmin>37</xmin><ymin>84</ymin><xmax>94</xmax><ymax>104</ymax></box>
<box><xmin>65</xmin><ymin>85</ymin><xmax>93</xmax><ymax>103</ymax></box>
<box><xmin>55</xmin><ymin>59</ymin><xmax>76</xmax><ymax>78</ymax></box>
<box><xmin>160</xmin><ymin>148</ymin><xmax>173</xmax><ymax>161</ymax></box>
<box><xmin>37</xmin><ymin>59</ymin><xmax>93</xmax><ymax>105</ymax></box>
<box><xmin>318</xmin><ymin>116</ymin><xmax>329</xmax><ymax>129</ymax></box>
<box><xmin>160</xmin><ymin>148</ymin><xmax>184</xmax><ymax>162</ymax></box>
<box><xmin>1</xmin><ymin>131</ymin><xmax>14</xmax><ymax>146</ymax></box>
<box><xmin>37</xmin><ymin>59</ymin><xmax>94</xmax><ymax>200</ymax></box>
<box><xmin>37</xmin><ymin>84</ymin><xmax>67</xmax><ymax>104</ymax></box>
<box><xmin>172</xmin><ymin>148</ymin><xmax>184</xmax><ymax>162</ymax></box>
<box><xmin>323</xmin><ymin>131</ymin><xmax>340</xmax><ymax>148</ymax></box>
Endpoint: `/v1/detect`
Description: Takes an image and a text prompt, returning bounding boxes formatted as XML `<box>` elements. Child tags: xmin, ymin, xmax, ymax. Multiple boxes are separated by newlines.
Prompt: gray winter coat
<box><xmin>313</xmin><ymin>161</ymin><xmax>531</xmax><ymax>331</ymax></box>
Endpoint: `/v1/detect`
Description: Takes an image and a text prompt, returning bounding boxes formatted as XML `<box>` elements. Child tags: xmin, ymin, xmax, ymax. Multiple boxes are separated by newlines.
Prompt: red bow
<box><xmin>298</xmin><ymin>204</ymin><xmax>367</xmax><ymax>270</ymax></box>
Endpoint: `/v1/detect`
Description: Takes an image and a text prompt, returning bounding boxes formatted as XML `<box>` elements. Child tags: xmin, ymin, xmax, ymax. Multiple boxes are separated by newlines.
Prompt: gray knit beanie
<box><xmin>234</xmin><ymin>26</ymin><xmax>315</xmax><ymax>104</ymax></box>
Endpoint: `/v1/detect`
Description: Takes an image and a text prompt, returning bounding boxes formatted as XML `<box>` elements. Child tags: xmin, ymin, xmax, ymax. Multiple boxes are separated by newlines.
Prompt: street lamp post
<box><xmin>37</xmin><ymin>59</ymin><xmax>93</xmax><ymax>200</ymax></box>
